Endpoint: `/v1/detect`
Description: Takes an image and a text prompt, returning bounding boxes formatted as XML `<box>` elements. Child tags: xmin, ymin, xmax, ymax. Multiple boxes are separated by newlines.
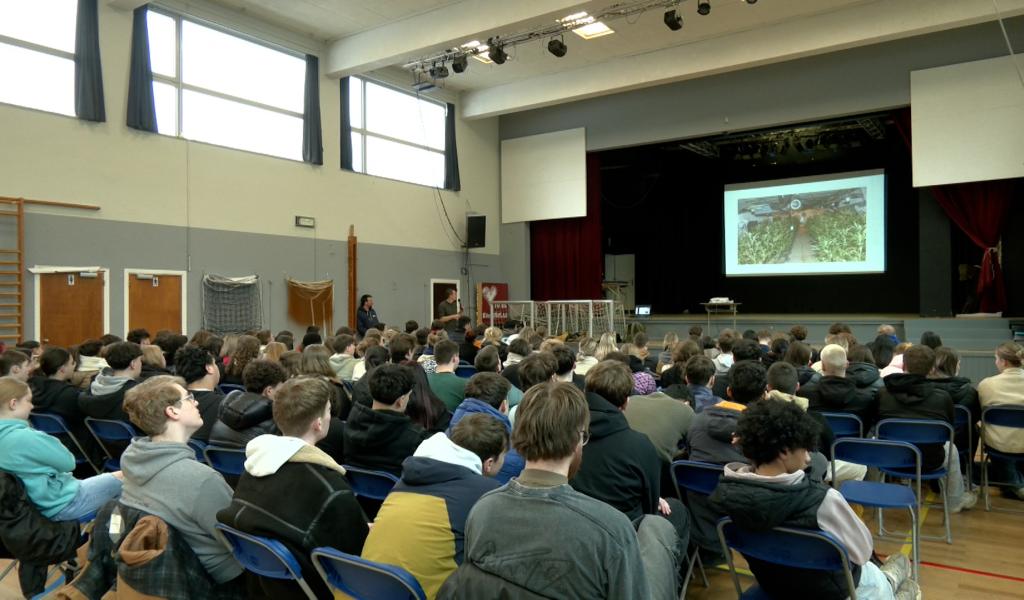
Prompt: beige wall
<box><xmin>0</xmin><ymin>2</ymin><xmax>501</xmax><ymax>255</ymax></box>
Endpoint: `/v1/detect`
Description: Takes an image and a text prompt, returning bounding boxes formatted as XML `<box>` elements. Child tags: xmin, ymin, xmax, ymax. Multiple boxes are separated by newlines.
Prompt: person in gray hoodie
<box><xmin>78</xmin><ymin>341</ymin><xmax>143</xmax><ymax>421</ymax></box>
<box><xmin>120</xmin><ymin>375</ymin><xmax>244</xmax><ymax>587</ymax></box>
<box><xmin>328</xmin><ymin>334</ymin><xmax>358</xmax><ymax>381</ymax></box>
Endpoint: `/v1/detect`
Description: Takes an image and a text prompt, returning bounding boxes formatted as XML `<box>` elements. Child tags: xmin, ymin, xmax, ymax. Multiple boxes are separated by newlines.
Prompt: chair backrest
<box><xmin>831</xmin><ymin>437</ymin><xmax>921</xmax><ymax>472</ymax></box>
<box><xmin>204</xmin><ymin>446</ymin><xmax>247</xmax><ymax>477</ymax></box>
<box><xmin>454</xmin><ymin>365</ymin><xmax>476</xmax><ymax>379</ymax></box>
<box><xmin>214</xmin><ymin>524</ymin><xmax>316</xmax><ymax>599</ymax></box>
<box><xmin>341</xmin><ymin>465</ymin><xmax>400</xmax><ymax>500</ymax></box>
<box><xmin>953</xmin><ymin>404</ymin><xmax>971</xmax><ymax>429</ymax></box>
<box><xmin>982</xmin><ymin>405</ymin><xmax>1024</xmax><ymax>429</ymax></box>
<box><xmin>876</xmin><ymin>418</ymin><xmax>953</xmax><ymax>446</ymax></box>
<box><xmin>671</xmin><ymin>460</ymin><xmax>724</xmax><ymax>497</ymax></box>
<box><xmin>311</xmin><ymin>547</ymin><xmax>426</xmax><ymax>600</ymax></box>
<box><xmin>30</xmin><ymin>412</ymin><xmax>100</xmax><ymax>474</ymax></box>
<box><xmin>218</xmin><ymin>383</ymin><xmax>246</xmax><ymax>395</ymax></box>
<box><xmin>187</xmin><ymin>439</ymin><xmax>208</xmax><ymax>463</ymax></box>
<box><xmin>716</xmin><ymin>517</ymin><xmax>857</xmax><ymax>600</ymax></box>
<box><xmin>820</xmin><ymin>412</ymin><xmax>863</xmax><ymax>438</ymax></box>
<box><xmin>84</xmin><ymin>417</ymin><xmax>138</xmax><ymax>443</ymax></box>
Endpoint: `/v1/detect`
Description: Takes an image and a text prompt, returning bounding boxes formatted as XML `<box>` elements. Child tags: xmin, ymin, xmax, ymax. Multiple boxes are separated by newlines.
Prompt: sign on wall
<box><xmin>477</xmin><ymin>282</ymin><xmax>509</xmax><ymax>326</ymax></box>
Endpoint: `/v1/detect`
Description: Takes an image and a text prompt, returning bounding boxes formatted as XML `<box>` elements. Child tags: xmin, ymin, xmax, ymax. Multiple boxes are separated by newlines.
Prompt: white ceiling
<box><xmin>196</xmin><ymin>0</ymin><xmax>1024</xmax><ymax>118</ymax></box>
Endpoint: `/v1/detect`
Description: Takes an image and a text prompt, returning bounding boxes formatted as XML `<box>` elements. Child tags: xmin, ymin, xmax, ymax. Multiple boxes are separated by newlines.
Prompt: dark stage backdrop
<box><xmin>599</xmin><ymin>127</ymin><xmax>922</xmax><ymax>314</ymax></box>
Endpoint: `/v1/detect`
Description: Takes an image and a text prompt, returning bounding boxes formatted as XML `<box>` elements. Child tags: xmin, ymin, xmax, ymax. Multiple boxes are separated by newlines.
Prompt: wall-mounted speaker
<box><xmin>466</xmin><ymin>214</ymin><xmax>486</xmax><ymax>248</ymax></box>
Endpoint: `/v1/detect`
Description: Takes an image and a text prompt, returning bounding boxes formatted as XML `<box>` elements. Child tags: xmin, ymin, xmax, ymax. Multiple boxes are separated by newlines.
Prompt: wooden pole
<box><xmin>348</xmin><ymin>225</ymin><xmax>357</xmax><ymax>329</ymax></box>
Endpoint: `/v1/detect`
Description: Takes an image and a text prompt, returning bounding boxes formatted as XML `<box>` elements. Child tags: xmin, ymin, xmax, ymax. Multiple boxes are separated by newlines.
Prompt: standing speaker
<box><xmin>466</xmin><ymin>215</ymin><xmax>486</xmax><ymax>248</ymax></box>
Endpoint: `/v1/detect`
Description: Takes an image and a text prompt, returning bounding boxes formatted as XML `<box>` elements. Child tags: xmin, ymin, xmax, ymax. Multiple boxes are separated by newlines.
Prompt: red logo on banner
<box><xmin>477</xmin><ymin>283</ymin><xmax>509</xmax><ymax>325</ymax></box>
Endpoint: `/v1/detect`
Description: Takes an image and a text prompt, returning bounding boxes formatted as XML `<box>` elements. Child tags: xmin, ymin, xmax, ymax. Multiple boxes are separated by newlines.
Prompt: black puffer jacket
<box><xmin>878</xmin><ymin>373</ymin><xmax>954</xmax><ymax>470</ymax></box>
<box><xmin>342</xmin><ymin>402</ymin><xmax>429</xmax><ymax>476</ymax></box>
<box><xmin>799</xmin><ymin>376</ymin><xmax>878</xmax><ymax>431</ymax></box>
<box><xmin>208</xmin><ymin>391</ymin><xmax>277</xmax><ymax>448</ymax></box>
<box><xmin>28</xmin><ymin>377</ymin><xmax>83</xmax><ymax>422</ymax></box>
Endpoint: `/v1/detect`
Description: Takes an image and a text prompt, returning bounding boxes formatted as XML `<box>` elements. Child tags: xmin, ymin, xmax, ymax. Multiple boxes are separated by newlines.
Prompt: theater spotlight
<box><xmin>429</xmin><ymin>64</ymin><xmax>449</xmax><ymax>79</ymax></box>
<box><xmin>663</xmin><ymin>9</ymin><xmax>683</xmax><ymax>30</ymax></box>
<box><xmin>451</xmin><ymin>54</ymin><xmax>468</xmax><ymax>73</ymax></box>
<box><xmin>490</xmin><ymin>43</ymin><xmax>508</xmax><ymax>65</ymax></box>
<box><xmin>547</xmin><ymin>37</ymin><xmax>567</xmax><ymax>57</ymax></box>
<box><xmin>697</xmin><ymin>1</ymin><xmax>711</xmax><ymax>15</ymax></box>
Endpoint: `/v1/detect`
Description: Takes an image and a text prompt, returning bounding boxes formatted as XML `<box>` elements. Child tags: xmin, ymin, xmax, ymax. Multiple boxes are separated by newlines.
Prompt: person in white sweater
<box><xmin>978</xmin><ymin>341</ymin><xmax>1024</xmax><ymax>499</ymax></box>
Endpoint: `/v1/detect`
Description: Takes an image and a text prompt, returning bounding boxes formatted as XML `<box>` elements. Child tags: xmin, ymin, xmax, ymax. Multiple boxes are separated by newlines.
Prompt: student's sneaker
<box><xmin>879</xmin><ymin>553</ymin><xmax>912</xmax><ymax>591</ymax></box>
<box><xmin>894</xmin><ymin>578</ymin><xmax>922</xmax><ymax>600</ymax></box>
<box><xmin>950</xmin><ymin>489</ymin><xmax>978</xmax><ymax>513</ymax></box>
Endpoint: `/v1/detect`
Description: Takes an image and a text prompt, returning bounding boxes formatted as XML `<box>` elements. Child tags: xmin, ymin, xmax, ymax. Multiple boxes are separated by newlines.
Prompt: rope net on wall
<box><xmin>201</xmin><ymin>274</ymin><xmax>262</xmax><ymax>334</ymax></box>
<box><xmin>287</xmin><ymin>278</ymin><xmax>333</xmax><ymax>333</ymax></box>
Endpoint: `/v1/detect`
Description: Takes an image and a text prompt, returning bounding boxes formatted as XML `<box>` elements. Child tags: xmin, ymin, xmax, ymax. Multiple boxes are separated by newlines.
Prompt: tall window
<box><xmin>147</xmin><ymin>10</ymin><xmax>306</xmax><ymax>161</ymax></box>
<box><xmin>0</xmin><ymin>0</ymin><xmax>77</xmax><ymax>116</ymax></box>
<box><xmin>349</xmin><ymin>77</ymin><xmax>447</xmax><ymax>188</ymax></box>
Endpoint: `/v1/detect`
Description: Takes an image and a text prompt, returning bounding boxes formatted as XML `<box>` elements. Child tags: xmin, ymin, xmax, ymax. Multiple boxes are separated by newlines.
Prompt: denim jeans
<box><xmin>637</xmin><ymin>505</ymin><xmax>688</xmax><ymax>600</ymax></box>
<box><xmin>987</xmin><ymin>456</ymin><xmax>1024</xmax><ymax>489</ymax></box>
<box><xmin>51</xmin><ymin>473</ymin><xmax>122</xmax><ymax>521</ymax></box>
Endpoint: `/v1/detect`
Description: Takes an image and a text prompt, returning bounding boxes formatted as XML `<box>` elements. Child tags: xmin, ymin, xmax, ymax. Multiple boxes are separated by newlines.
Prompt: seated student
<box><xmin>427</xmin><ymin>340</ymin><xmax>467</xmax><ymax>412</ymax></box>
<box><xmin>878</xmin><ymin>344</ymin><xmax>976</xmax><ymax>512</ymax></box>
<box><xmin>328</xmin><ymin>334</ymin><xmax>358</xmax><ymax>381</ymax></box>
<box><xmin>685</xmin><ymin>355</ymin><xmax>722</xmax><ymax>413</ymax></box>
<box><xmin>799</xmin><ymin>344</ymin><xmax>879</xmax><ymax>430</ymax></box>
<box><xmin>344</xmin><ymin>363</ymin><xmax>430</xmax><ymax>476</ymax></box>
<box><xmin>218</xmin><ymin>377</ymin><xmax>368</xmax><ymax>599</ymax></box>
<box><xmin>28</xmin><ymin>346</ymin><xmax>85</xmax><ymax>424</ymax></box>
<box><xmin>209</xmin><ymin>359</ymin><xmax>287</xmax><ymax>448</ymax></box>
<box><xmin>448</xmin><ymin>372</ymin><xmax>524</xmax><ymax>483</ymax></box>
<box><xmin>139</xmin><ymin>345</ymin><xmax>171</xmax><ymax>380</ymax></box>
<box><xmin>784</xmin><ymin>340</ymin><xmax>818</xmax><ymax>387</ymax></box>
<box><xmin>78</xmin><ymin>341</ymin><xmax>143</xmax><ymax>421</ymax></box>
<box><xmin>505</xmin><ymin>351</ymin><xmax>558</xmax><ymax>426</ymax></box>
<box><xmin>0</xmin><ymin>349</ymin><xmax>32</xmax><ymax>381</ymax></box>
<box><xmin>710</xmin><ymin>399</ymin><xmax>917</xmax><ymax>600</ymax></box>
<box><xmin>438</xmin><ymin>382</ymin><xmax>681</xmax><ymax>600</ymax></box>
<box><xmin>551</xmin><ymin>345</ymin><xmax>586</xmax><ymax>390</ymax></box>
<box><xmin>712</xmin><ymin>330</ymin><xmax>737</xmax><ymax>380</ymax></box>
<box><xmin>624</xmin><ymin>383</ymin><xmax>695</xmax><ymax>465</ymax></box>
<box><xmin>220</xmin><ymin>335</ymin><xmax>260</xmax><ymax>386</ymax></box>
<box><xmin>571</xmin><ymin>360</ymin><xmax>689</xmax><ymax>550</ymax></box>
<box><xmin>126</xmin><ymin>328</ymin><xmax>151</xmax><ymax>346</ymax></box>
<box><xmin>349</xmin><ymin>346</ymin><xmax>390</xmax><ymax>412</ymax></box>
<box><xmin>847</xmin><ymin>344</ymin><xmax>885</xmax><ymax>402</ymax></box>
<box><xmin>930</xmin><ymin>346</ymin><xmax>982</xmax><ymax>464</ymax></box>
<box><xmin>473</xmin><ymin>346</ymin><xmax>524</xmax><ymax>408</ymax></box>
<box><xmin>977</xmin><ymin>341</ymin><xmax>1024</xmax><ymax>499</ymax></box>
<box><xmin>363</xmin><ymin>414</ymin><xmax>506</xmax><ymax>599</ymax></box>
<box><xmin>173</xmin><ymin>345</ymin><xmax>225</xmax><ymax>443</ymax></box>
<box><xmin>120</xmin><ymin>375</ymin><xmax>244</xmax><ymax>587</ymax></box>
<box><xmin>499</xmin><ymin>337</ymin><xmax>532</xmax><ymax>388</ymax></box>
<box><xmin>712</xmin><ymin>339</ymin><xmax>763</xmax><ymax>399</ymax></box>
<box><xmin>75</xmin><ymin>338</ymin><xmax>109</xmax><ymax>378</ymax></box>
<box><xmin>0</xmin><ymin>377</ymin><xmax>123</xmax><ymax>521</ymax></box>
<box><xmin>573</xmin><ymin>336</ymin><xmax>600</xmax><ymax>376</ymax></box>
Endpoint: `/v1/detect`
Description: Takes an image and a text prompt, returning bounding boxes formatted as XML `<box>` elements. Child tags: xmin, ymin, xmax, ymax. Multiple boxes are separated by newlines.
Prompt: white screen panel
<box><xmin>501</xmin><ymin>128</ymin><xmax>586</xmax><ymax>224</ymax></box>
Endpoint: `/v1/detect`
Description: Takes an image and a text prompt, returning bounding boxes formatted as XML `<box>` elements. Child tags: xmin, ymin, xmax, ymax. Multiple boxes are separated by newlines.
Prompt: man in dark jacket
<box><xmin>78</xmin><ymin>342</ymin><xmax>143</xmax><ymax>421</ymax></box>
<box><xmin>798</xmin><ymin>344</ymin><xmax>878</xmax><ymax>430</ymax></box>
<box><xmin>218</xmin><ymin>376</ymin><xmax>369</xmax><ymax>600</ymax></box>
<box><xmin>878</xmin><ymin>345</ymin><xmax>976</xmax><ymax>512</ymax></box>
<box><xmin>173</xmin><ymin>345</ymin><xmax>224</xmax><ymax>442</ymax></box>
<box><xmin>209</xmin><ymin>360</ymin><xmax>287</xmax><ymax>448</ymax></box>
<box><xmin>343</xmin><ymin>363</ymin><xmax>429</xmax><ymax>476</ymax></box>
<box><xmin>356</xmin><ymin>294</ymin><xmax>380</xmax><ymax>337</ymax></box>
<box><xmin>571</xmin><ymin>360</ymin><xmax>689</xmax><ymax>553</ymax></box>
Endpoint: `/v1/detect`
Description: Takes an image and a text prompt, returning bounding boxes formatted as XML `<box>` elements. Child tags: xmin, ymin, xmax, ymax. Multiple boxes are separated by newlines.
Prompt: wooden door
<box><xmin>128</xmin><ymin>273</ymin><xmax>182</xmax><ymax>335</ymax></box>
<box><xmin>39</xmin><ymin>271</ymin><xmax>105</xmax><ymax>347</ymax></box>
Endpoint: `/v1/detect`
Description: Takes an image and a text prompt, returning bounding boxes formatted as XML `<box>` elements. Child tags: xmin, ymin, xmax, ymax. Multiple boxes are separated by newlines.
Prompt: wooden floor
<box><xmin>2</xmin><ymin>490</ymin><xmax>1023</xmax><ymax>599</ymax></box>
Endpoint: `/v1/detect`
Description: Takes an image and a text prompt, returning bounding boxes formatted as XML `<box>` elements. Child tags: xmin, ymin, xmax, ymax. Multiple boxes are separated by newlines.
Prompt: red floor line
<box><xmin>921</xmin><ymin>561</ymin><xmax>1024</xmax><ymax>583</ymax></box>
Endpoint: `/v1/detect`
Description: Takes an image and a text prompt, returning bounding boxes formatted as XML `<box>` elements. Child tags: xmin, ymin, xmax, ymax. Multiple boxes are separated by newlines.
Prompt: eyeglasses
<box><xmin>179</xmin><ymin>392</ymin><xmax>197</xmax><ymax>406</ymax></box>
<box><xmin>579</xmin><ymin>429</ymin><xmax>591</xmax><ymax>446</ymax></box>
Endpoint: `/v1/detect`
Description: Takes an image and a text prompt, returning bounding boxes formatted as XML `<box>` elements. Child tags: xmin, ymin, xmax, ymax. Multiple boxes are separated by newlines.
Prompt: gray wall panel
<box><xmin>23</xmin><ymin>213</ymin><xmax>503</xmax><ymax>339</ymax></box>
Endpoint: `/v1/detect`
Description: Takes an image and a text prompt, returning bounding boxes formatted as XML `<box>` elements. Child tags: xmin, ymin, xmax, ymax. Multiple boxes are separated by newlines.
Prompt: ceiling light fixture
<box><xmin>451</xmin><ymin>54</ymin><xmax>468</xmax><ymax>73</ymax></box>
<box><xmin>572</xmin><ymin>21</ymin><xmax>614</xmax><ymax>39</ymax></box>
<box><xmin>697</xmin><ymin>1</ymin><xmax>711</xmax><ymax>15</ymax></box>
<box><xmin>429</xmin><ymin>64</ymin><xmax>449</xmax><ymax>79</ymax></box>
<box><xmin>663</xmin><ymin>9</ymin><xmax>683</xmax><ymax>31</ymax></box>
<box><xmin>489</xmin><ymin>40</ymin><xmax>508</xmax><ymax>65</ymax></box>
<box><xmin>547</xmin><ymin>36</ymin><xmax>568</xmax><ymax>57</ymax></box>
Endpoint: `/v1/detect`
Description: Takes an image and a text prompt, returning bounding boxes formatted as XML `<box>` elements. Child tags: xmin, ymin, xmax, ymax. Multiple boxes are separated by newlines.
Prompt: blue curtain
<box><xmin>339</xmin><ymin>77</ymin><xmax>354</xmax><ymax>170</ymax></box>
<box><xmin>302</xmin><ymin>55</ymin><xmax>323</xmax><ymax>165</ymax></box>
<box><xmin>444</xmin><ymin>102</ymin><xmax>461</xmax><ymax>191</ymax></box>
<box><xmin>126</xmin><ymin>5</ymin><xmax>158</xmax><ymax>132</ymax></box>
<box><xmin>74</xmin><ymin>0</ymin><xmax>105</xmax><ymax>122</ymax></box>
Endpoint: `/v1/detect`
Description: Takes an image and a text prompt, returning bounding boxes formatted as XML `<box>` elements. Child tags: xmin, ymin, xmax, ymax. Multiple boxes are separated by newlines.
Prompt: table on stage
<box><xmin>700</xmin><ymin>301</ymin><xmax>741</xmax><ymax>331</ymax></box>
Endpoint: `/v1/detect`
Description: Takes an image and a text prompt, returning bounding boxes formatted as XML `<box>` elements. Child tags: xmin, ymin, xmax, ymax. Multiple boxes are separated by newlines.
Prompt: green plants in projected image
<box><xmin>808</xmin><ymin>209</ymin><xmax>867</xmax><ymax>262</ymax></box>
<box><xmin>738</xmin><ymin>218</ymin><xmax>797</xmax><ymax>264</ymax></box>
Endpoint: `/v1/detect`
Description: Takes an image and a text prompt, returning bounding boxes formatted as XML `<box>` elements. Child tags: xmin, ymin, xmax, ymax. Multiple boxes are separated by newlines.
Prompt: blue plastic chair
<box><xmin>204</xmin><ymin>446</ymin><xmax>247</xmax><ymax>478</ymax></box>
<box><xmin>214</xmin><ymin>524</ymin><xmax>316</xmax><ymax>599</ymax></box>
<box><xmin>342</xmin><ymin>465</ymin><xmax>400</xmax><ymax>501</ymax></box>
<box><xmin>454</xmin><ymin>364</ymin><xmax>476</xmax><ymax>379</ymax></box>
<box><xmin>29</xmin><ymin>412</ymin><xmax>101</xmax><ymax>474</ymax></box>
<box><xmin>218</xmin><ymin>383</ymin><xmax>246</xmax><ymax>395</ymax></box>
<box><xmin>188</xmin><ymin>438</ymin><xmax>209</xmax><ymax>463</ymax></box>
<box><xmin>83</xmin><ymin>417</ymin><xmax>139</xmax><ymax>471</ymax></box>
<box><xmin>671</xmin><ymin>460</ymin><xmax>723</xmax><ymax>596</ymax></box>
<box><xmin>716</xmin><ymin>517</ymin><xmax>859</xmax><ymax>600</ymax></box>
<box><xmin>953</xmin><ymin>404</ymin><xmax>973</xmax><ymax>491</ymax></box>
<box><xmin>980</xmin><ymin>405</ymin><xmax>1024</xmax><ymax>513</ymax></box>
<box><xmin>876</xmin><ymin>418</ymin><xmax>955</xmax><ymax>544</ymax></box>
<box><xmin>820</xmin><ymin>412</ymin><xmax>864</xmax><ymax>438</ymax></box>
<box><xmin>311</xmin><ymin>547</ymin><xmax>426</xmax><ymax>600</ymax></box>
<box><xmin>831</xmin><ymin>437</ymin><xmax>921</xmax><ymax>578</ymax></box>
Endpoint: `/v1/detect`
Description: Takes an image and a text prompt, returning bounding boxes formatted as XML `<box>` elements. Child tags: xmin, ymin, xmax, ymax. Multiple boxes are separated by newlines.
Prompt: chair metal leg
<box><xmin>983</xmin><ymin>452</ymin><xmax>991</xmax><ymax>512</ymax></box>
<box><xmin>910</xmin><ymin>506</ymin><xmax>920</xmax><ymax>581</ymax></box>
<box><xmin>941</xmin><ymin>477</ymin><xmax>952</xmax><ymax>544</ymax></box>
<box><xmin>0</xmin><ymin>560</ymin><xmax>17</xmax><ymax>582</ymax></box>
<box><xmin>680</xmin><ymin>550</ymin><xmax>698</xmax><ymax>599</ymax></box>
<box><xmin>696</xmin><ymin>552</ymin><xmax>709</xmax><ymax>588</ymax></box>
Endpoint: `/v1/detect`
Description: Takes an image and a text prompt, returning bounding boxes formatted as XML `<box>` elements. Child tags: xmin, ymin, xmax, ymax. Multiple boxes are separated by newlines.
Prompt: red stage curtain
<box><xmin>894</xmin><ymin>107</ymin><xmax>1018</xmax><ymax>313</ymax></box>
<box><xmin>530</xmin><ymin>154</ymin><xmax>603</xmax><ymax>301</ymax></box>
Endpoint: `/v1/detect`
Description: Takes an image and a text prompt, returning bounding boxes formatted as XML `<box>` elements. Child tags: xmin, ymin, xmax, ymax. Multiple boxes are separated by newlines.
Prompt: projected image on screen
<box><xmin>724</xmin><ymin>171</ymin><xmax>885</xmax><ymax>276</ymax></box>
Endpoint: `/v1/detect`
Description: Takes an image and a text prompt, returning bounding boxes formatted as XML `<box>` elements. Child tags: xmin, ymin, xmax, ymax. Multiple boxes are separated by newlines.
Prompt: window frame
<box><xmin>147</xmin><ymin>6</ymin><xmax>307</xmax><ymax>160</ymax></box>
<box><xmin>349</xmin><ymin>75</ymin><xmax>449</xmax><ymax>189</ymax></box>
<box><xmin>0</xmin><ymin>5</ymin><xmax>77</xmax><ymax>118</ymax></box>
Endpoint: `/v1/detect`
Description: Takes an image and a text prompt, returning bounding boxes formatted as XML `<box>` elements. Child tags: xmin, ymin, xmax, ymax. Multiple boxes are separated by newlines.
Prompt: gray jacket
<box><xmin>118</xmin><ymin>438</ymin><xmax>243</xmax><ymax>584</ymax></box>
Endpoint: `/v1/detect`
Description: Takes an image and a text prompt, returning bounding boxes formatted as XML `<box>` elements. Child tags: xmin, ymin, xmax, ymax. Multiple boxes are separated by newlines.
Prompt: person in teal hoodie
<box><xmin>0</xmin><ymin>376</ymin><xmax>123</xmax><ymax>521</ymax></box>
